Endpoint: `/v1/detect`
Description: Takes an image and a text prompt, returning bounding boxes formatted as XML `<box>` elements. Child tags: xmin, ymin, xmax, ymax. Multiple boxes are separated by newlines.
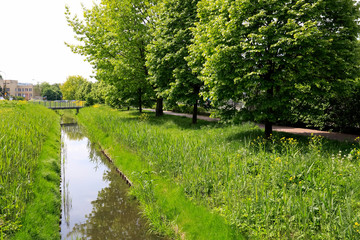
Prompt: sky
<box><xmin>0</xmin><ymin>0</ymin><xmax>100</xmax><ymax>85</ymax></box>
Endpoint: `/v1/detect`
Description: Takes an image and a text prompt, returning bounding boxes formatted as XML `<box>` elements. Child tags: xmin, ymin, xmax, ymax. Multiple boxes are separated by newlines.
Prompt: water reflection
<box><xmin>61</xmin><ymin>124</ymin><xmax>159</xmax><ymax>240</ymax></box>
<box><xmin>61</xmin><ymin>124</ymin><xmax>85</xmax><ymax>141</ymax></box>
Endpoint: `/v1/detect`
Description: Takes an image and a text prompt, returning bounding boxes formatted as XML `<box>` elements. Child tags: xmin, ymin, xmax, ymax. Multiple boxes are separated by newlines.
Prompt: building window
<box><xmin>18</xmin><ymin>88</ymin><xmax>21</xmax><ymax>91</ymax></box>
<box><xmin>18</xmin><ymin>93</ymin><xmax>21</xmax><ymax>96</ymax></box>
<box><xmin>25</xmin><ymin>88</ymin><xmax>28</xmax><ymax>91</ymax></box>
<box><xmin>6</xmin><ymin>88</ymin><xmax>10</xmax><ymax>92</ymax></box>
<box><xmin>22</xmin><ymin>88</ymin><xmax>24</xmax><ymax>92</ymax></box>
<box><xmin>30</xmin><ymin>94</ymin><xmax>32</xmax><ymax>97</ymax></box>
<box><xmin>29</xmin><ymin>88</ymin><xmax>32</xmax><ymax>91</ymax></box>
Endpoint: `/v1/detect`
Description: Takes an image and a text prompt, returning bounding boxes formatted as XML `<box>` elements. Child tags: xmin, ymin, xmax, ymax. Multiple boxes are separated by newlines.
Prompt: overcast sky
<box><xmin>0</xmin><ymin>0</ymin><xmax>99</xmax><ymax>84</ymax></box>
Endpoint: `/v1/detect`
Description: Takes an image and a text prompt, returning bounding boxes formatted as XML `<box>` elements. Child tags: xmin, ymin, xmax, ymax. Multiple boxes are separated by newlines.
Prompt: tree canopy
<box><xmin>146</xmin><ymin>0</ymin><xmax>202</xmax><ymax>123</ymax></box>
<box><xmin>190</xmin><ymin>0</ymin><xmax>360</xmax><ymax>136</ymax></box>
<box><xmin>60</xmin><ymin>75</ymin><xmax>88</xmax><ymax>100</ymax></box>
<box><xmin>65</xmin><ymin>0</ymin><xmax>157</xmax><ymax>112</ymax></box>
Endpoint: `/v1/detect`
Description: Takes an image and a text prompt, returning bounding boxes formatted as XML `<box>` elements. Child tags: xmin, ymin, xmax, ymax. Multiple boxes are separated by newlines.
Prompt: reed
<box><xmin>0</xmin><ymin>101</ymin><xmax>60</xmax><ymax>239</ymax></box>
<box><xmin>78</xmin><ymin>105</ymin><xmax>360</xmax><ymax>239</ymax></box>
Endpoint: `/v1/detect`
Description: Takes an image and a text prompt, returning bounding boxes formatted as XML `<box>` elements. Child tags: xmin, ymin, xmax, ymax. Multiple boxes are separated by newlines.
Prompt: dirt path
<box><xmin>146</xmin><ymin>109</ymin><xmax>359</xmax><ymax>142</ymax></box>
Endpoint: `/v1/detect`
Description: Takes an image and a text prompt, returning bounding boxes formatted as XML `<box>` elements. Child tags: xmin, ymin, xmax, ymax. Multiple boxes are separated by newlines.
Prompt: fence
<box><xmin>31</xmin><ymin>100</ymin><xmax>86</xmax><ymax>109</ymax></box>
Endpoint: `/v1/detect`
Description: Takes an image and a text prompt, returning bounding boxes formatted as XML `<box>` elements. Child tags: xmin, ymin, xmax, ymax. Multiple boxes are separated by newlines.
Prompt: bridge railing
<box><xmin>31</xmin><ymin>100</ymin><xmax>86</xmax><ymax>109</ymax></box>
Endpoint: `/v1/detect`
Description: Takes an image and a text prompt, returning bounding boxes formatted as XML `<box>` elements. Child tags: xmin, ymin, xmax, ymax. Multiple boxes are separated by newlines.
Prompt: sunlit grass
<box><xmin>0</xmin><ymin>101</ymin><xmax>60</xmax><ymax>239</ymax></box>
<box><xmin>78</xmin><ymin>105</ymin><xmax>360</xmax><ymax>239</ymax></box>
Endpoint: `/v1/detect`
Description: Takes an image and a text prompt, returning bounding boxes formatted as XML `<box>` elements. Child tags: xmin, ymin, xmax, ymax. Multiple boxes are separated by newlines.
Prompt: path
<box><xmin>145</xmin><ymin>109</ymin><xmax>359</xmax><ymax>142</ymax></box>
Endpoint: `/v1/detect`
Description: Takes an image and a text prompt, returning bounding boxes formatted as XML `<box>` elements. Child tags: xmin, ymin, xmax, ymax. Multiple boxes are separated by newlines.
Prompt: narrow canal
<box><xmin>60</xmin><ymin>122</ymin><xmax>160</xmax><ymax>240</ymax></box>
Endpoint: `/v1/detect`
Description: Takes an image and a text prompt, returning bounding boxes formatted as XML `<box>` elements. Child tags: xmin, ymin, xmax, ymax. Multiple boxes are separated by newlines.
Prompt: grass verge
<box><xmin>78</xmin><ymin>106</ymin><xmax>242</xmax><ymax>239</ymax></box>
<box><xmin>0</xmin><ymin>101</ymin><xmax>61</xmax><ymax>239</ymax></box>
<box><xmin>78</xmin><ymin>105</ymin><xmax>360</xmax><ymax>239</ymax></box>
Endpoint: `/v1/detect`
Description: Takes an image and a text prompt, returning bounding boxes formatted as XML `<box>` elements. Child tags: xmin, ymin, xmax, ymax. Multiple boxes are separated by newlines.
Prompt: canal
<box><xmin>60</xmin><ymin>122</ymin><xmax>160</xmax><ymax>239</ymax></box>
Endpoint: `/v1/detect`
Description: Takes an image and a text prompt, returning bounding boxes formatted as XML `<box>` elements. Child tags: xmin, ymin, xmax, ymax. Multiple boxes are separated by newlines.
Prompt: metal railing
<box><xmin>31</xmin><ymin>100</ymin><xmax>86</xmax><ymax>109</ymax></box>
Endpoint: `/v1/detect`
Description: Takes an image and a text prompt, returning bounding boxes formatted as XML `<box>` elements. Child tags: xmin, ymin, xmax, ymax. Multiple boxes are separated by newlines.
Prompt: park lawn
<box><xmin>0</xmin><ymin>101</ymin><xmax>61</xmax><ymax>239</ymax></box>
<box><xmin>78</xmin><ymin>105</ymin><xmax>360</xmax><ymax>239</ymax></box>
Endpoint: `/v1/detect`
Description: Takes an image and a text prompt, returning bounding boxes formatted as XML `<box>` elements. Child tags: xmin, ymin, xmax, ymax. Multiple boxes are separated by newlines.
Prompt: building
<box><xmin>0</xmin><ymin>79</ymin><xmax>35</xmax><ymax>100</ymax></box>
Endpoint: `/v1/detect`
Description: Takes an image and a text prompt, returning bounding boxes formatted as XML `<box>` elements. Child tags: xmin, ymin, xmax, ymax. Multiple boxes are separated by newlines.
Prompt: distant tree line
<box><xmin>33</xmin><ymin>82</ymin><xmax>62</xmax><ymax>100</ymax></box>
<box><xmin>66</xmin><ymin>0</ymin><xmax>360</xmax><ymax>136</ymax></box>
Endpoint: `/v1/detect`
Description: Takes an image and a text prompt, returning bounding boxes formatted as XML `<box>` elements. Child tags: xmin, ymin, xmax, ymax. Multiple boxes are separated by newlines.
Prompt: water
<box><xmin>60</xmin><ymin>123</ymin><xmax>159</xmax><ymax>240</ymax></box>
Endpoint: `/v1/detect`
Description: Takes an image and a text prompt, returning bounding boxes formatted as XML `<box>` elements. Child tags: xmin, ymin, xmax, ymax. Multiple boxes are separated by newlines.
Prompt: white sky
<box><xmin>0</xmin><ymin>0</ymin><xmax>100</xmax><ymax>84</ymax></box>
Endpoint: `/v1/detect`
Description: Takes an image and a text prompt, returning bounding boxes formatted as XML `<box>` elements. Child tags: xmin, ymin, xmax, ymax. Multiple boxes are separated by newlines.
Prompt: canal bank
<box><xmin>76</xmin><ymin>107</ymin><xmax>242</xmax><ymax>240</ymax></box>
<box><xmin>60</xmin><ymin>122</ymin><xmax>160</xmax><ymax>239</ymax></box>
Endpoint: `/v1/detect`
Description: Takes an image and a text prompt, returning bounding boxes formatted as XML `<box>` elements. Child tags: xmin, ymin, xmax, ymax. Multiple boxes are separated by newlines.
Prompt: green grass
<box><xmin>78</xmin><ymin>105</ymin><xmax>360</xmax><ymax>239</ymax></box>
<box><xmin>0</xmin><ymin>101</ymin><xmax>61</xmax><ymax>239</ymax></box>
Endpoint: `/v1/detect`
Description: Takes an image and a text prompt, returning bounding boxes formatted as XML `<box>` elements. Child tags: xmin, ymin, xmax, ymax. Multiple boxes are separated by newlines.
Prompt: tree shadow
<box><xmin>127</xmin><ymin>110</ymin><xmax>219</xmax><ymax>130</ymax></box>
<box><xmin>125</xmin><ymin>110</ymin><xmax>355</xmax><ymax>154</ymax></box>
<box><xmin>225</xmin><ymin>124</ymin><xmax>354</xmax><ymax>156</ymax></box>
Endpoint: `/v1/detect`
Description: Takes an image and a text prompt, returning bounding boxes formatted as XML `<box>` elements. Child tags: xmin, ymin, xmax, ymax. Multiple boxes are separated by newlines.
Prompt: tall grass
<box><xmin>0</xmin><ymin>101</ymin><xmax>60</xmax><ymax>239</ymax></box>
<box><xmin>78</xmin><ymin>105</ymin><xmax>360</xmax><ymax>239</ymax></box>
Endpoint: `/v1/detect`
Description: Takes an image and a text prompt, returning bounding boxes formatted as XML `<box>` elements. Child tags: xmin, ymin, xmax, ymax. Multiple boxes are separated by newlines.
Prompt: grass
<box><xmin>78</xmin><ymin>105</ymin><xmax>360</xmax><ymax>239</ymax></box>
<box><xmin>0</xmin><ymin>101</ymin><xmax>61</xmax><ymax>239</ymax></box>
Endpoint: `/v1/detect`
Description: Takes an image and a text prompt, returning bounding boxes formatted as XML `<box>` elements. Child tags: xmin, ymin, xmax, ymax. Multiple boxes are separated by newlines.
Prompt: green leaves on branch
<box><xmin>146</xmin><ymin>0</ymin><xmax>203</xmax><ymax>123</ymax></box>
<box><xmin>65</xmin><ymin>0</ymin><xmax>156</xmax><ymax>112</ymax></box>
<box><xmin>190</xmin><ymin>0</ymin><xmax>360</xmax><ymax>135</ymax></box>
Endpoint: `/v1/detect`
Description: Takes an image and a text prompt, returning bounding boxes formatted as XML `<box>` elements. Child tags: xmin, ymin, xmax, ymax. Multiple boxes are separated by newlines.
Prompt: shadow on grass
<box><xmin>226</xmin><ymin>125</ymin><xmax>355</xmax><ymax>156</ymax></box>
<box><xmin>127</xmin><ymin>110</ymin><xmax>219</xmax><ymax>130</ymax></box>
<box><xmin>128</xmin><ymin>110</ymin><xmax>355</xmax><ymax>154</ymax></box>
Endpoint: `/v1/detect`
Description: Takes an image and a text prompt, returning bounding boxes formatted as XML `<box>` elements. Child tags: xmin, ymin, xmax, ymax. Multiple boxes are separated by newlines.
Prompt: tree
<box><xmin>42</xmin><ymin>87</ymin><xmax>62</xmax><ymax>100</ymax></box>
<box><xmin>75</xmin><ymin>81</ymin><xmax>93</xmax><ymax>101</ymax></box>
<box><xmin>36</xmin><ymin>82</ymin><xmax>62</xmax><ymax>100</ymax></box>
<box><xmin>146</xmin><ymin>0</ymin><xmax>202</xmax><ymax>123</ymax></box>
<box><xmin>66</xmin><ymin>0</ymin><xmax>158</xmax><ymax>113</ymax></box>
<box><xmin>191</xmin><ymin>0</ymin><xmax>360</xmax><ymax>137</ymax></box>
<box><xmin>60</xmin><ymin>76</ymin><xmax>87</xmax><ymax>100</ymax></box>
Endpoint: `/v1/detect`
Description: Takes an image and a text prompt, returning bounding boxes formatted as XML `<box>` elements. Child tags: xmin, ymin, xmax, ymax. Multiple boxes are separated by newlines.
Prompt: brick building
<box><xmin>0</xmin><ymin>78</ymin><xmax>35</xmax><ymax>100</ymax></box>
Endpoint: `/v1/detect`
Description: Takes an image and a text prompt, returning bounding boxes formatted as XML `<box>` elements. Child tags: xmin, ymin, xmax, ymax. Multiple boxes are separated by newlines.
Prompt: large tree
<box><xmin>66</xmin><ymin>0</ymin><xmax>158</xmax><ymax>113</ymax></box>
<box><xmin>190</xmin><ymin>0</ymin><xmax>360</xmax><ymax>137</ymax></box>
<box><xmin>146</xmin><ymin>0</ymin><xmax>202</xmax><ymax>123</ymax></box>
<box><xmin>60</xmin><ymin>75</ymin><xmax>87</xmax><ymax>100</ymax></box>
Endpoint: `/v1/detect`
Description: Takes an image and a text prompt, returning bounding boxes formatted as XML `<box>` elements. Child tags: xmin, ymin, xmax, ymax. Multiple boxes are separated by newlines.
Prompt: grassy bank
<box><xmin>78</xmin><ymin>105</ymin><xmax>360</xmax><ymax>239</ymax></box>
<box><xmin>0</xmin><ymin>101</ymin><xmax>61</xmax><ymax>239</ymax></box>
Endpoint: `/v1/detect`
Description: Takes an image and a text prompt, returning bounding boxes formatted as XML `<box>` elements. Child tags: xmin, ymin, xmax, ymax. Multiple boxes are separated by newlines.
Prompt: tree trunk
<box><xmin>265</xmin><ymin>120</ymin><xmax>273</xmax><ymax>139</ymax></box>
<box><xmin>192</xmin><ymin>100</ymin><xmax>198</xmax><ymax>124</ymax></box>
<box><xmin>264</xmin><ymin>82</ymin><xmax>274</xmax><ymax>139</ymax></box>
<box><xmin>155</xmin><ymin>97</ymin><xmax>163</xmax><ymax>117</ymax></box>
<box><xmin>138</xmin><ymin>88</ymin><xmax>142</xmax><ymax>113</ymax></box>
<box><xmin>192</xmin><ymin>85</ymin><xmax>200</xmax><ymax>124</ymax></box>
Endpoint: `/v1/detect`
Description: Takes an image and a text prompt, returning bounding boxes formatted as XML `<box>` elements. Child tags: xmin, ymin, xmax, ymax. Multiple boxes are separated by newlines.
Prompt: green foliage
<box><xmin>146</xmin><ymin>0</ymin><xmax>203</xmax><ymax>122</ymax></box>
<box><xmin>288</xmin><ymin>78</ymin><xmax>360</xmax><ymax>132</ymax></box>
<box><xmin>190</xmin><ymin>0</ymin><xmax>360</xmax><ymax>134</ymax></box>
<box><xmin>60</xmin><ymin>75</ymin><xmax>87</xmax><ymax>100</ymax></box>
<box><xmin>34</xmin><ymin>82</ymin><xmax>62</xmax><ymax>100</ymax></box>
<box><xmin>78</xmin><ymin>106</ymin><xmax>242</xmax><ymax>239</ymax></box>
<box><xmin>78</xmin><ymin>105</ymin><xmax>360</xmax><ymax>239</ymax></box>
<box><xmin>0</xmin><ymin>101</ymin><xmax>60</xmax><ymax>239</ymax></box>
<box><xmin>75</xmin><ymin>81</ymin><xmax>93</xmax><ymax>101</ymax></box>
<box><xmin>170</xmin><ymin>103</ymin><xmax>210</xmax><ymax>116</ymax></box>
<box><xmin>65</xmin><ymin>0</ymin><xmax>156</xmax><ymax>111</ymax></box>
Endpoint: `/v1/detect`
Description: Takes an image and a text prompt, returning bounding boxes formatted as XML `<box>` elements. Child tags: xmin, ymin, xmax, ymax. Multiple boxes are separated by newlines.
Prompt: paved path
<box><xmin>145</xmin><ymin>109</ymin><xmax>359</xmax><ymax>142</ymax></box>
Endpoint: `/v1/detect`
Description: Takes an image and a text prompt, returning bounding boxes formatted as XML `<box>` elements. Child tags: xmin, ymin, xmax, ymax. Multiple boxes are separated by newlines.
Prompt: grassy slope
<box><xmin>12</xmin><ymin>119</ymin><xmax>61</xmax><ymax>239</ymax></box>
<box><xmin>0</xmin><ymin>102</ymin><xmax>60</xmax><ymax>239</ymax></box>
<box><xmin>77</xmin><ymin>107</ymin><xmax>242</xmax><ymax>240</ymax></box>
<box><xmin>77</xmin><ymin>105</ymin><xmax>360</xmax><ymax>239</ymax></box>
